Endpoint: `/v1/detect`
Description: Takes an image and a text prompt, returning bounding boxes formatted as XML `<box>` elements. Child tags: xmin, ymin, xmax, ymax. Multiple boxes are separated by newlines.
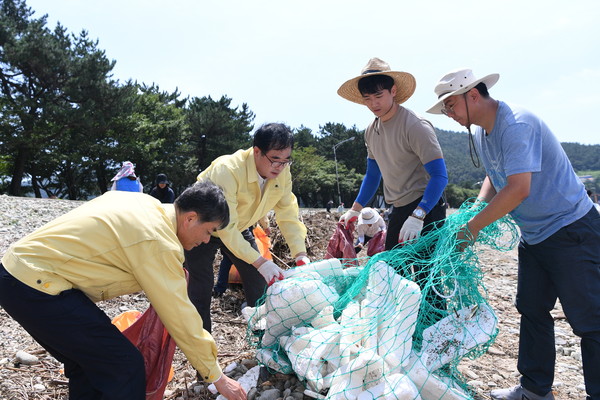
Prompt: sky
<box><xmin>26</xmin><ymin>0</ymin><xmax>600</xmax><ymax>145</ymax></box>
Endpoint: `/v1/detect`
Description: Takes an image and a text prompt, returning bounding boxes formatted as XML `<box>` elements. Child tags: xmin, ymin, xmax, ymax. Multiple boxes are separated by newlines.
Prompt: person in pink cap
<box><xmin>110</xmin><ymin>161</ymin><xmax>143</xmax><ymax>192</ymax></box>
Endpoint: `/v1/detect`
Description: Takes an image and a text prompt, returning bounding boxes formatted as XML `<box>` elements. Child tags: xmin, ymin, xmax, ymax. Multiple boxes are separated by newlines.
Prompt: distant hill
<box><xmin>435</xmin><ymin>129</ymin><xmax>600</xmax><ymax>186</ymax></box>
<box><xmin>435</xmin><ymin>129</ymin><xmax>485</xmax><ymax>186</ymax></box>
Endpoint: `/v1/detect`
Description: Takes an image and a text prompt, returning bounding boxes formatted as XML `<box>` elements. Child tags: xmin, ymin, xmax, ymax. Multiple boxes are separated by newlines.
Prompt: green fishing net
<box><xmin>243</xmin><ymin>199</ymin><xmax>519</xmax><ymax>399</ymax></box>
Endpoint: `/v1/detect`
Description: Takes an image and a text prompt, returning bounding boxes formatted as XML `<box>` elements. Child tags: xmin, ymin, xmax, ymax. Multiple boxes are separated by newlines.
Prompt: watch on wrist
<box><xmin>411</xmin><ymin>208</ymin><xmax>426</xmax><ymax>220</ymax></box>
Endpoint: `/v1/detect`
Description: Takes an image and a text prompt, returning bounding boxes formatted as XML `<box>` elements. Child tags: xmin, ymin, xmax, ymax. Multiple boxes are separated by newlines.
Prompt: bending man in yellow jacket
<box><xmin>185</xmin><ymin>123</ymin><xmax>309</xmax><ymax>332</ymax></box>
<box><xmin>0</xmin><ymin>181</ymin><xmax>246</xmax><ymax>400</ymax></box>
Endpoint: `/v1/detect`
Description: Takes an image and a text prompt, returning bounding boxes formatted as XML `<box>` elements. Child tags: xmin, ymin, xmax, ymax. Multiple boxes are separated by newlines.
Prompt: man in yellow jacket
<box><xmin>185</xmin><ymin>123</ymin><xmax>309</xmax><ymax>332</ymax></box>
<box><xmin>0</xmin><ymin>181</ymin><xmax>246</xmax><ymax>400</ymax></box>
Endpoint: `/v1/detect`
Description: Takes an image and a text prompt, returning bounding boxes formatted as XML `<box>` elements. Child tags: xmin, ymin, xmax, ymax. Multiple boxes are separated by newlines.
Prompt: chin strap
<box><xmin>464</xmin><ymin>93</ymin><xmax>481</xmax><ymax>168</ymax></box>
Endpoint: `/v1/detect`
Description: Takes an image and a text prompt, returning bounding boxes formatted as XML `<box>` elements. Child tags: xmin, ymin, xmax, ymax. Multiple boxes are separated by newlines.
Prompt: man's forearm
<box><xmin>470</xmin><ymin>173</ymin><xmax>531</xmax><ymax>235</ymax></box>
<box><xmin>476</xmin><ymin>176</ymin><xmax>497</xmax><ymax>203</ymax></box>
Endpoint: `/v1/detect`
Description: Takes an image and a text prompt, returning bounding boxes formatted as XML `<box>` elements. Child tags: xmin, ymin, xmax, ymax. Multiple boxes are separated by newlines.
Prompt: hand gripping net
<box><xmin>244</xmin><ymin>200</ymin><xmax>519</xmax><ymax>399</ymax></box>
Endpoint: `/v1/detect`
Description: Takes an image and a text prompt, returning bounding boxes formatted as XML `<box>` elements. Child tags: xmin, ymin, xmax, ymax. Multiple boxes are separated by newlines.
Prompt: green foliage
<box><xmin>290</xmin><ymin>146</ymin><xmax>363</xmax><ymax>207</ymax></box>
<box><xmin>0</xmin><ymin>155</ymin><xmax>10</xmax><ymax>192</ymax></box>
<box><xmin>578</xmin><ymin>170</ymin><xmax>600</xmax><ymax>197</ymax></box>
<box><xmin>0</xmin><ymin>0</ymin><xmax>121</xmax><ymax>197</ymax></box>
<box><xmin>434</xmin><ymin>129</ymin><xmax>486</xmax><ymax>187</ymax></box>
<box><xmin>0</xmin><ymin>0</ymin><xmax>74</xmax><ymax>195</ymax></box>
<box><xmin>1</xmin><ymin>0</ymin><xmax>598</xmax><ymax>201</ymax></box>
<box><xmin>293</xmin><ymin>125</ymin><xmax>318</xmax><ymax>148</ymax></box>
<box><xmin>290</xmin><ymin>147</ymin><xmax>333</xmax><ymax>207</ymax></box>
<box><xmin>185</xmin><ymin>95</ymin><xmax>254</xmax><ymax>173</ymax></box>
<box><xmin>444</xmin><ymin>184</ymin><xmax>479</xmax><ymax>209</ymax></box>
<box><xmin>561</xmin><ymin>143</ymin><xmax>600</xmax><ymax>171</ymax></box>
<box><xmin>316</xmin><ymin>123</ymin><xmax>367</xmax><ymax>175</ymax></box>
<box><xmin>115</xmin><ymin>84</ymin><xmax>191</xmax><ymax>195</ymax></box>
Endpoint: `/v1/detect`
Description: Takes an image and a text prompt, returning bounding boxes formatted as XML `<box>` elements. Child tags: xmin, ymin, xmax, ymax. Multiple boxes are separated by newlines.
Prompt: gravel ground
<box><xmin>0</xmin><ymin>195</ymin><xmax>589</xmax><ymax>399</ymax></box>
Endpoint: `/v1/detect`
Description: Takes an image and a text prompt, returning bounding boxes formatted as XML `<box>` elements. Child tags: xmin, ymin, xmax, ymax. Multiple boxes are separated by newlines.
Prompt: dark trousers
<box><xmin>354</xmin><ymin>235</ymin><xmax>373</xmax><ymax>253</ymax></box>
<box><xmin>184</xmin><ymin>229</ymin><xmax>266</xmax><ymax>333</ymax></box>
<box><xmin>516</xmin><ymin>206</ymin><xmax>600</xmax><ymax>399</ymax></box>
<box><xmin>386</xmin><ymin>197</ymin><xmax>447</xmax><ymax>324</ymax></box>
<box><xmin>385</xmin><ymin>196</ymin><xmax>446</xmax><ymax>251</ymax></box>
<box><xmin>0</xmin><ymin>264</ymin><xmax>145</xmax><ymax>400</ymax></box>
<box><xmin>213</xmin><ymin>255</ymin><xmax>233</xmax><ymax>294</ymax></box>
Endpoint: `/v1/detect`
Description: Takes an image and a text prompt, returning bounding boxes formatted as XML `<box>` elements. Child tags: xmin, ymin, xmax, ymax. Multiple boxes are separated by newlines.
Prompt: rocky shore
<box><xmin>0</xmin><ymin>195</ymin><xmax>588</xmax><ymax>399</ymax></box>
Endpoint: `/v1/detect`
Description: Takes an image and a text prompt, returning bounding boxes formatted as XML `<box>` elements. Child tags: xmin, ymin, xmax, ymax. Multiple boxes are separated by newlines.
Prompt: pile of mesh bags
<box><xmin>243</xmin><ymin>200</ymin><xmax>519</xmax><ymax>400</ymax></box>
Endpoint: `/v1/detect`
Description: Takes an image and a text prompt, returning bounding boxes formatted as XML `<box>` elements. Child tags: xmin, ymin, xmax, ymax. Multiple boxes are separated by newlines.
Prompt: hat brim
<box><xmin>359</xmin><ymin>216</ymin><xmax>379</xmax><ymax>225</ymax></box>
<box><xmin>338</xmin><ymin>71</ymin><xmax>416</xmax><ymax>105</ymax></box>
<box><xmin>426</xmin><ymin>73</ymin><xmax>500</xmax><ymax>114</ymax></box>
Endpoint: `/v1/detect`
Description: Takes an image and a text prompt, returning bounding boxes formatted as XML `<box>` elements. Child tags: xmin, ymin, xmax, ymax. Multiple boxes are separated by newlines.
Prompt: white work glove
<box><xmin>258</xmin><ymin>260</ymin><xmax>284</xmax><ymax>286</ymax></box>
<box><xmin>295</xmin><ymin>256</ymin><xmax>310</xmax><ymax>266</ymax></box>
<box><xmin>339</xmin><ymin>209</ymin><xmax>360</xmax><ymax>228</ymax></box>
<box><xmin>398</xmin><ymin>216</ymin><xmax>424</xmax><ymax>243</ymax></box>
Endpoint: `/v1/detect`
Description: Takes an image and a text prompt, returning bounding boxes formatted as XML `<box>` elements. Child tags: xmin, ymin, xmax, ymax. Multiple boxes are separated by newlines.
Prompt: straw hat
<box><xmin>358</xmin><ymin>207</ymin><xmax>379</xmax><ymax>225</ymax></box>
<box><xmin>337</xmin><ymin>58</ymin><xmax>416</xmax><ymax>105</ymax></box>
<box><xmin>427</xmin><ymin>68</ymin><xmax>499</xmax><ymax>114</ymax></box>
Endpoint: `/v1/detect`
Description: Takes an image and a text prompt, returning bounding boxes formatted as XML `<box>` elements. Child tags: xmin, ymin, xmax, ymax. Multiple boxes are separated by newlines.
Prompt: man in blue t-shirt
<box><xmin>428</xmin><ymin>69</ymin><xmax>600</xmax><ymax>400</ymax></box>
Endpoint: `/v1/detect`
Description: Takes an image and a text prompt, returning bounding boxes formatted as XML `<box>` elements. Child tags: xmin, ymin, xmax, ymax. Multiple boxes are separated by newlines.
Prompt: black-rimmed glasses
<box><xmin>262</xmin><ymin>152</ymin><xmax>293</xmax><ymax>168</ymax></box>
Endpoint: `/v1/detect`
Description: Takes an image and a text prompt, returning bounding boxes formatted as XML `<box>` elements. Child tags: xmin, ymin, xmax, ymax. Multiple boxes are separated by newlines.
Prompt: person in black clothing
<box><xmin>326</xmin><ymin>199</ymin><xmax>334</xmax><ymax>213</ymax></box>
<box><xmin>149</xmin><ymin>173</ymin><xmax>175</xmax><ymax>203</ymax></box>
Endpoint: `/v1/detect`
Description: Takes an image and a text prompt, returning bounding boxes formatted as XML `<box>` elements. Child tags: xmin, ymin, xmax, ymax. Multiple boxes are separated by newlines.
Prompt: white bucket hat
<box><xmin>358</xmin><ymin>207</ymin><xmax>379</xmax><ymax>225</ymax></box>
<box><xmin>338</xmin><ymin>58</ymin><xmax>416</xmax><ymax>105</ymax></box>
<box><xmin>427</xmin><ymin>68</ymin><xmax>499</xmax><ymax>114</ymax></box>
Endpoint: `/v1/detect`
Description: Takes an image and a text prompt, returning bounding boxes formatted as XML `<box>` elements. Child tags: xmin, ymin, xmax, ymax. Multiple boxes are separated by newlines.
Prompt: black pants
<box><xmin>354</xmin><ymin>235</ymin><xmax>373</xmax><ymax>253</ymax></box>
<box><xmin>385</xmin><ymin>196</ymin><xmax>446</xmax><ymax>251</ymax></box>
<box><xmin>184</xmin><ymin>229</ymin><xmax>266</xmax><ymax>333</ymax></box>
<box><xmin>0</xmin><ymin>264</ymin><xmax>145</xmax><ymax>400</ymax></box>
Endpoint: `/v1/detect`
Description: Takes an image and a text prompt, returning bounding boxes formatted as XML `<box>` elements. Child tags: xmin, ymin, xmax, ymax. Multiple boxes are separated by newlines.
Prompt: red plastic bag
<box><xmin>366</xmin><ymin>230</ymin><xmax>386</xmax><ymax>256</ymax></box>
<box><xmin>326</xmin><ymin>222</ymin><xmax>358</xmax><ymax>263</ymax></box>
<box><xmin>115</xmin><ymin>306</ymin><xmax>177</xmax><ymax>400</ymax></box>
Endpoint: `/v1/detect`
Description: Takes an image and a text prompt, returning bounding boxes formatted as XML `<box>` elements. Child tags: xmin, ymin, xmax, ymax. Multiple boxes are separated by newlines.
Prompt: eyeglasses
<box><xmin>440</xmin><ymin>102</ymin><xmax>455</xmax><ymax>116</ymax></box>
<box><xmin>262</xmin><ymin>152</ymin><xmax>293</xmax><ymax>168</ymax></box>
<box><xmin>441</xmin><ymin>92</ymin><xmax>468</xmax><ymax>116</ymax></box>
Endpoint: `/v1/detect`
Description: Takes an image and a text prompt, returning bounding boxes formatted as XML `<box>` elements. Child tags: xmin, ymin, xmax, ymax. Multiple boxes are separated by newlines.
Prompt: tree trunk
<box><xmin>31</xmin><ymin>175</ymin><xmax>42</xmax><ymax>198</ymax></box>
<box><xmin>96</xmin><ymin>164</ymin><xmax>109</xmax><ymax>194</ymax></box>
<box><xmin>63</xmin><ymin>161</ymin><xmax>78</xmax><ymax>200</ymax></box>
<box><xmin>8</xmin><ymin>145</ymin><xmax>30</xmax><ymax>196</ymax></box>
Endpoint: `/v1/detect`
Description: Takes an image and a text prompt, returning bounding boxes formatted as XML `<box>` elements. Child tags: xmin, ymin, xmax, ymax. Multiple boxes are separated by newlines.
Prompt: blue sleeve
<box><xmin>419</xmin><ymin>158</ymin><xmax>448</xmax><ymax>213</ymax></box>
<box><xmin>356</xmin><ymin>158</ymin><xmax>382</xmax><ymax>206</ymax></box>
